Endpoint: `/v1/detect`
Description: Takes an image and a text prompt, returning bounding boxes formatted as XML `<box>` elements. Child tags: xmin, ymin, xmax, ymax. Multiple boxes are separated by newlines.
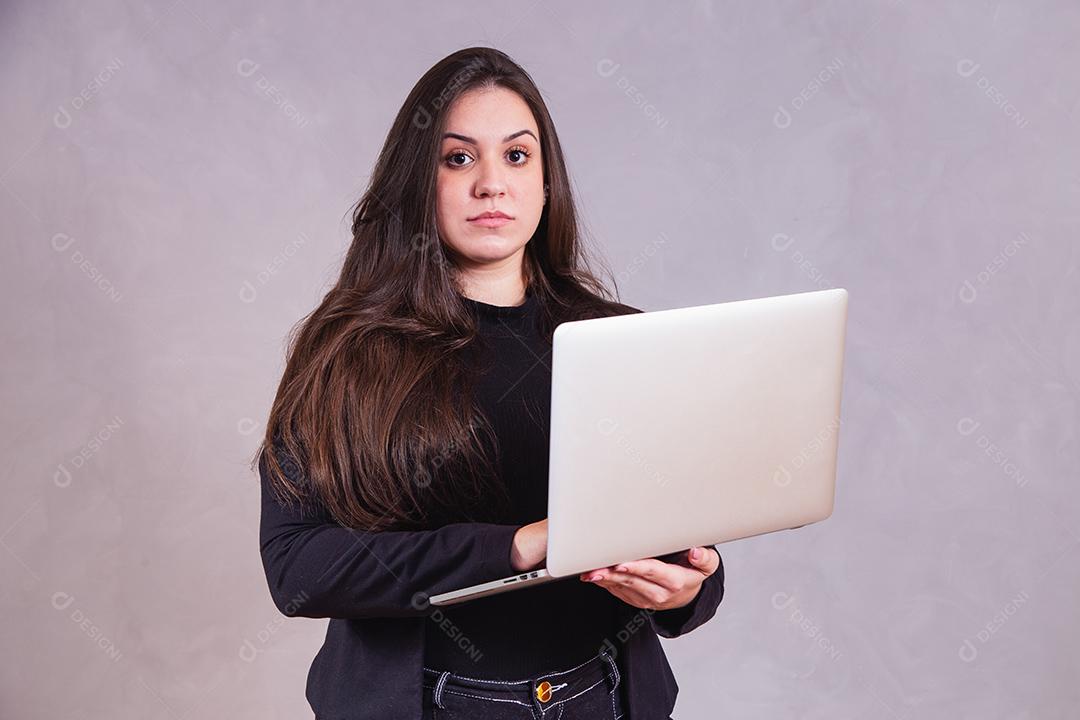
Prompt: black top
<box><xmin>422</xmin><ymin>287</ymin><xmax>621</xmax><ymax>677</ymax></box>
<box><xmin>257</xmin><ymin>290</ymin><xmax>726</xmax><ymax>720</ymax></box>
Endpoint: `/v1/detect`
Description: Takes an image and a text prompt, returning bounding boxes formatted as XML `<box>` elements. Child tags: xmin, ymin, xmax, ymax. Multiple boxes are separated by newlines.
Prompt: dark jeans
<box><xmin>421</xmin><ymin>647</ymin><xmax>626</xmax><ymax>719</ymax></box>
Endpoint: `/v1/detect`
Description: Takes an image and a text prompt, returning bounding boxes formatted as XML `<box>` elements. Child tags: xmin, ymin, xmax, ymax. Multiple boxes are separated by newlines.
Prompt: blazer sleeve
<box><xmin>647</xmin><ymin>546</ymin><xmax>725</xmax><ymax>638</ymax></box>
<box><xmin>258</xmin><ymin>444</ymin><xmax>521</xmax><ymax>620</ymax></box>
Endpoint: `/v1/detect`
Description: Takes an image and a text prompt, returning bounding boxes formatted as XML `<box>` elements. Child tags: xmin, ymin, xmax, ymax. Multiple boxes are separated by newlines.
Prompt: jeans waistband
<box><xmin>422</xmin><ymin>648</ymin><xmax>620</xmax><ymax>713</ymax></box>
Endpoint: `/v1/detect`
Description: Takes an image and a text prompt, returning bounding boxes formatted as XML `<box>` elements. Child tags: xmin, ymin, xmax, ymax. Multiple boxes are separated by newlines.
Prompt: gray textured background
<box><xmin>2</xmin><ymin>1</ymin><xmax>1077</xmax><ymax>718</ymax></box>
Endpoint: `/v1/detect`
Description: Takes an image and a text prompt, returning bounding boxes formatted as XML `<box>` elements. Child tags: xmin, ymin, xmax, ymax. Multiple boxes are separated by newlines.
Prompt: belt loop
<box><xmin>434</xmin><ymin>670</ymin><xmax>451</xmax><ymax>709</ymax></box>
<box><xmin>599</xmin><ymin>647</ymin><xmax>620</xmax><ymax>689</ymax></box>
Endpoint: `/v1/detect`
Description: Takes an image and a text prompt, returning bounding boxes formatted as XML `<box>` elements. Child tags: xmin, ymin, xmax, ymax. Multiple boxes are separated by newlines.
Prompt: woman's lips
<box><xmin>468</xmin><ymin>216</ymin><xmax>512</xmax><ymax>228</ymax></box>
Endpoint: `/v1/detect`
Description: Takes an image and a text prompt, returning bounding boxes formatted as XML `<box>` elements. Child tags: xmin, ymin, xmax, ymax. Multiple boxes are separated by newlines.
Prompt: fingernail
<box><xmin>691</xmin><ymin>548</ymin><xmax>701</xmax><ymax>560</ymax></box>
<box><xmin>616</xmin><ymin>565</ymin><xmax>627</xmax><ymax>573</ymax></box>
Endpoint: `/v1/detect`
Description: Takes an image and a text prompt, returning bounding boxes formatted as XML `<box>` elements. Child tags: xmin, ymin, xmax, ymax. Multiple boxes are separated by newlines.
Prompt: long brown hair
<box><xmin>254</xmin><ymin>47</ymin><xmax>639</xmax><ymax>531</ymax></box>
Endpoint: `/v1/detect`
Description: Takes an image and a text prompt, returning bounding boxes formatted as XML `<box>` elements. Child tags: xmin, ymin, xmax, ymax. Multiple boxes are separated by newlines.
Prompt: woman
<box><xmin>256</xmin><ymin>47</ymin><xmax>725</xmax><ymax>720</ymax></box>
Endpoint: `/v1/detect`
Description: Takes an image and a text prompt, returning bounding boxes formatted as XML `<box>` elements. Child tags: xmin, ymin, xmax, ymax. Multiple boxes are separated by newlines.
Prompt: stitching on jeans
<box><xmin>544</xmin><ymin>678</ymin><xmax>605</xmax><ymax>708</ymax></box>
<box><xmin>441</xmin><ymin>688</ymin><xmax>534</xmax><ymax>707</ymax></box>
<box><xmin>437</xmin><ymin>678</ymin><xmax>605</xmax><ymax>711</ymax></box>
<box><xmin>423</xmin><ymin>650</ymin><xmax>603</xmax><ymax>686</ymax></box>
<box><xmin>424</xmin><ymin>651</ymin><xmax>613</xmax><ymax>716</ymax></box>
<box><xmin>434</xmin><ymin>671</ymin><xmax>450</xmax><ymax>709</ymax></box>
<box><xmin>601</xmin><ymin>650</ymin><xmax>622</xmax><ymax>719</ymax></box>
<box><xmin>422</xmin><ymin>672</ymin><xmax>526</xmax><ymax>687</ymax></box>
<box><xmin>601</xmin><ymin>652</ymin><xmax>621</xmax><ymax>689</ymax></box>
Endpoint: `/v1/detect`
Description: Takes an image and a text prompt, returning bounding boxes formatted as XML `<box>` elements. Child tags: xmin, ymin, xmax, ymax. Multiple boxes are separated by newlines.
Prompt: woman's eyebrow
<box><xmin>442</xmin><ymin>129</ymin><xmax>539</xmax><ymax>145</ymax></box>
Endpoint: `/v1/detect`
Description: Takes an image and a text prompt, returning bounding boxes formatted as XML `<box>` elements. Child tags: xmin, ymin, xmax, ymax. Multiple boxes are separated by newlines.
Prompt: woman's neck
<box><xmin>455</xmin><ymin>262</ymin><xmax>528</xmax><ymax>306</ymax></box>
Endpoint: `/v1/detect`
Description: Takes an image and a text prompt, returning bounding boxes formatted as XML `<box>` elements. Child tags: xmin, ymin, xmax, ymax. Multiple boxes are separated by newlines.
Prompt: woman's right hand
<box><xmin>510</xmin><ymin>518</ymin><xmax>548</xmax><ymax>572</ymax></box>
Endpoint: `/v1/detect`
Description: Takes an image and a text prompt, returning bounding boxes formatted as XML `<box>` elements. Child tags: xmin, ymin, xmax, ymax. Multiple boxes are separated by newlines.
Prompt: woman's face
<box><xmin>435</xmin><ymin>86</ymin><xmax>545</xmax><ymax>281</ymax></box>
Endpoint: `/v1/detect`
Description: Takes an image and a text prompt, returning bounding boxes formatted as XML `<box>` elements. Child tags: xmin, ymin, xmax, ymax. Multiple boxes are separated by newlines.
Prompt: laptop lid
<box><xmin>544</xmin><ymin>288</ymin><xmax>848</xmax><ymax>577</ymax></box>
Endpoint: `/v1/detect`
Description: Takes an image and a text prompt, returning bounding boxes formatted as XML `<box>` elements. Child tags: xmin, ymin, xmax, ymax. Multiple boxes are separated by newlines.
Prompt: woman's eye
<box><xmin>507</xmin><ymin>147</ymin><xmax>531</xmax><ymax>165</ymax></box>
<box><xmin>446</xmin><ymin>152</ymin><xmax>472</xmax><ymax>167</ymax></box>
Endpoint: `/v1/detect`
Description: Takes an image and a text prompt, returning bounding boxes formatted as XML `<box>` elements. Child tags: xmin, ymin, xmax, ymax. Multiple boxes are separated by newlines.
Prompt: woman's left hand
<box><xmin>578</xmin><ymin>546</ymin><xmax>720</xmax><ymax>611</ymax></box>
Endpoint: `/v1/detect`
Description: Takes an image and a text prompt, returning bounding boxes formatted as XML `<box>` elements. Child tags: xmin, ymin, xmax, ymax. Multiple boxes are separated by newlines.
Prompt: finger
<box><xmin>620</xmin><ymin>558</ymin><xmax>694</xmax><ymax>593</ymax></box>
<box><xmin>594</xmin><ymin>572</ymin><xmax>668</xmax><ymax>606</ymax></box>
<box><xmin>688</xmin><ymin>546</ymin><xmax>719</xmax><ymax>574</ymax></box>
<box><xmin>597</xmin><ymin>566</ymin><xmax>690</xmax><ymax>600</ymax></box>
<box><xmin>579</xmin><ymin>564</ymin><xmax>619</xmax><ymax>582</ymax></box>
<box><xmin>611</xmin><ymin>558</ymin><xmax>656</xmax><ymax>574</ymax></box>
<box><xmin>608</xmin><ymin>559</ymin><xmax>673</xmax><ymax>584</ymax></box>
<box><xmin>587</xmin><ymin>559</ymin><xmax>687</xmax><ymax>591</ymax></box>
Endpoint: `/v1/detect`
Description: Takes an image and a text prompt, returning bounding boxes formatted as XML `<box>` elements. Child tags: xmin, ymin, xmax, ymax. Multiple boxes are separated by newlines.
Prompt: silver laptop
<box><xmin>429</xmin><ymin>287</ymin><xmax>848</xmax><ymax>606</ymax></box>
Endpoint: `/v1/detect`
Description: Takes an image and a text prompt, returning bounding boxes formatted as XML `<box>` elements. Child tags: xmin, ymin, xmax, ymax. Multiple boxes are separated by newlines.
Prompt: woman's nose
<box><xmin>475</xmin><ymin>160</ymin><xmax>507</xmax><ymax>198</ymax></box>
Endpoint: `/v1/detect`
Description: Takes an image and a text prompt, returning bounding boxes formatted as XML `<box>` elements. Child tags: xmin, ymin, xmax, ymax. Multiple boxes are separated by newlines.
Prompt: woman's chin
<box><xmin>453</xmin><ymin>237</ymin><xmax>526</xmax><ymax>261</ymax></box>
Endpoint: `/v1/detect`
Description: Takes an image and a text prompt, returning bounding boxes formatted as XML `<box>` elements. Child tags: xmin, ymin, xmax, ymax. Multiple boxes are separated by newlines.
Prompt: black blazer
<box><xmin>258</xmin><ymin>444</ymin><xmax>725</xmax><ymax>719</ymax></box>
